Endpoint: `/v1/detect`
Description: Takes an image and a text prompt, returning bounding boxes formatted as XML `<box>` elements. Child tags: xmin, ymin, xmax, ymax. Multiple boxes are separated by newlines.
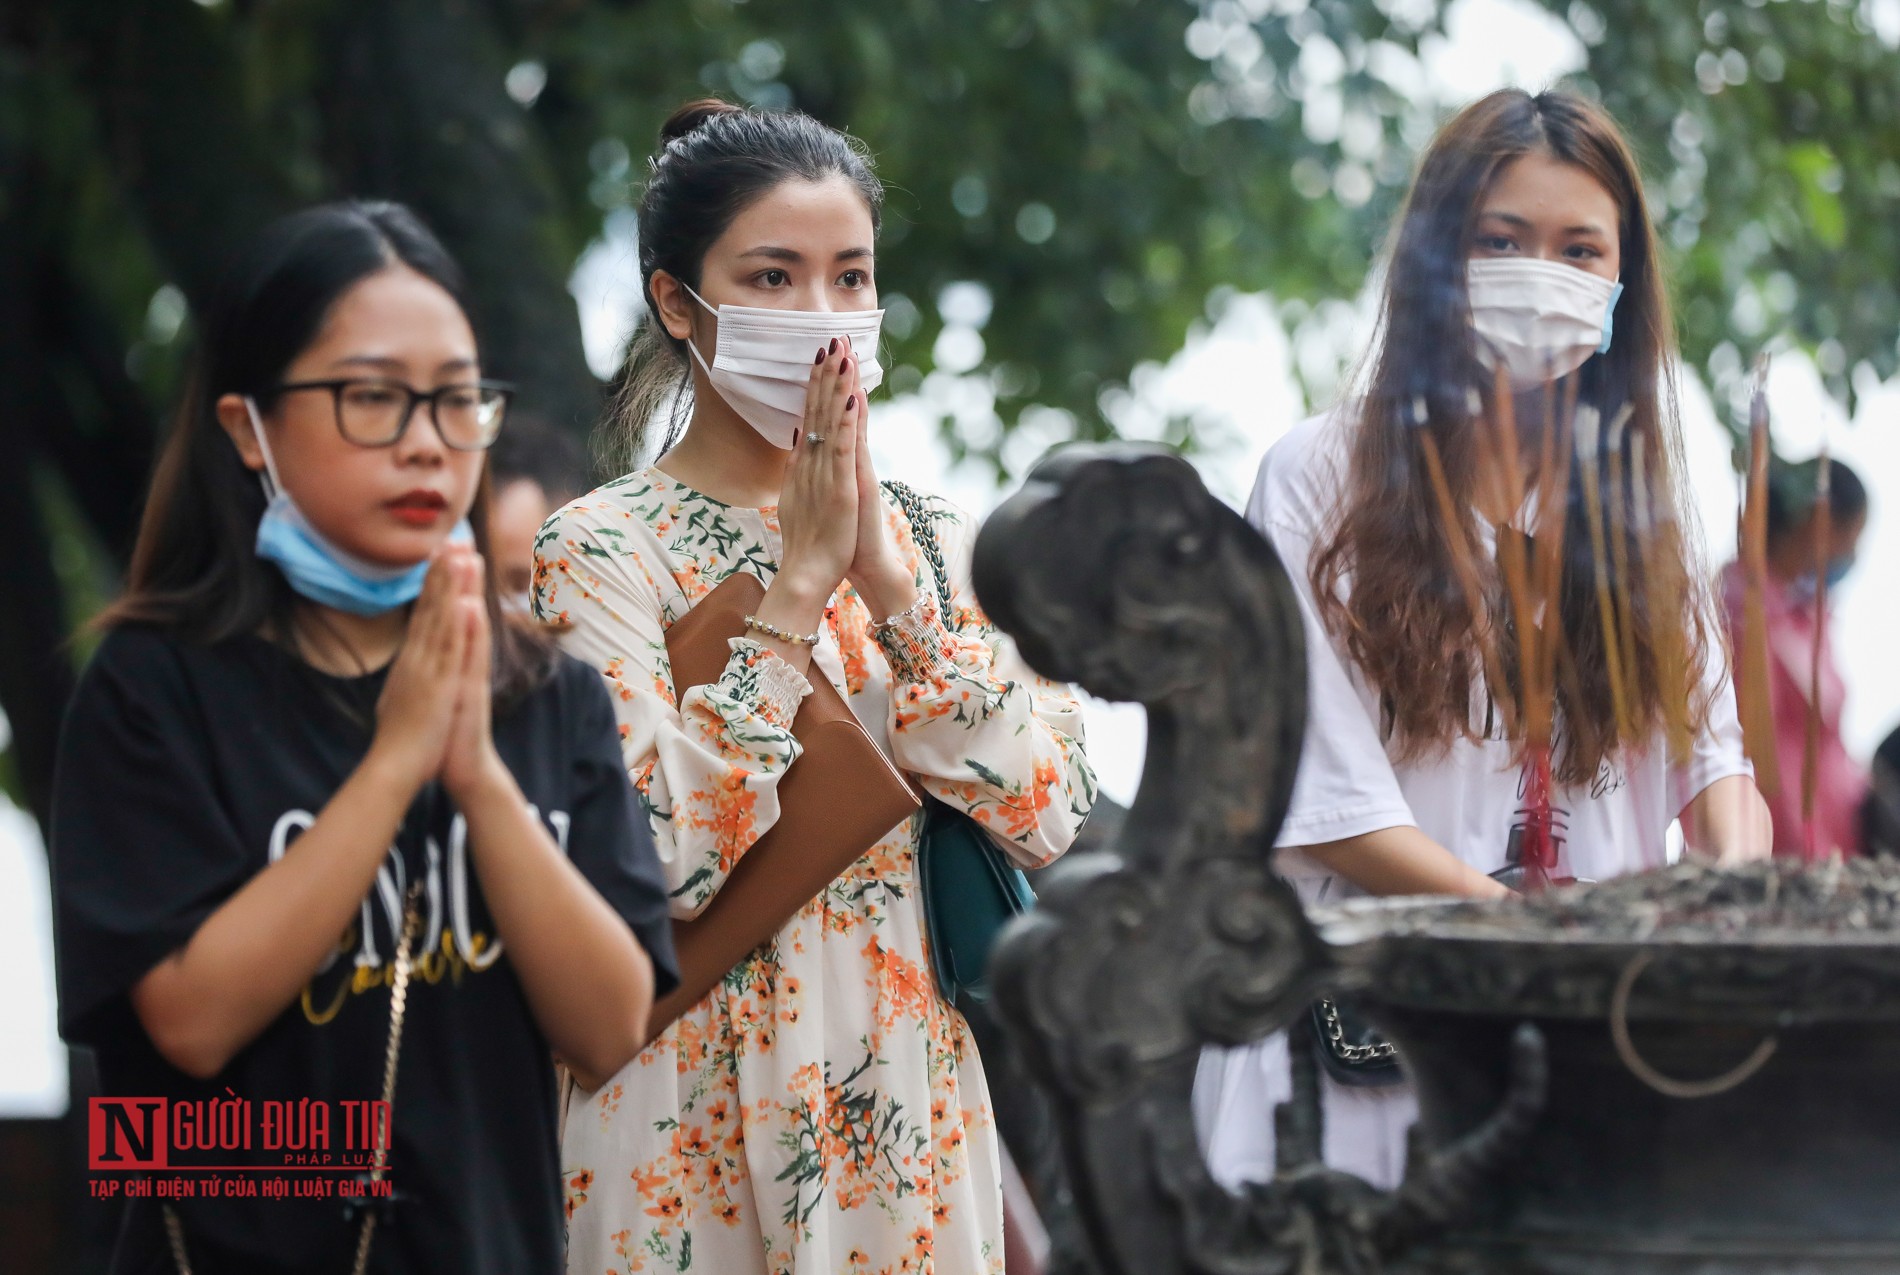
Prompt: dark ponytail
<box><xmin>606</xmin><ymin>98</ymin><xmax>883</xmax><ymax>471</ymax></box>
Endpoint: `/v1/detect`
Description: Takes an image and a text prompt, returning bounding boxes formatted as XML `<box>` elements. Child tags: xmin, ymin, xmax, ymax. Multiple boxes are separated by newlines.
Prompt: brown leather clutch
<box><xmin>639</xmin><ymin>571</ymin><xmax>920</xmax><ymax>1046</ymax></box>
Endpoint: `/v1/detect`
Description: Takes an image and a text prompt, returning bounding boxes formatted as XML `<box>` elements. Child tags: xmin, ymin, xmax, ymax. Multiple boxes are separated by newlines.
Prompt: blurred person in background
<box><xmin>1724</xmin><ymin>456</ymin><xmax>1871</xmax><ymax>860</ymax></box>
<box><xmin>485</xmin><ymin>412</ymin><xmax>589</xmax><ymax>612</ymax></box>
<box><xmin>538</xmin><ymin>99</ymin><xmax>1096</xmax><ymax>1275</ymax></box>
<box><xmin>51</xmin><ymin>201</ymin><xmax>677</xmax><ymax>1274</ymax></box>
<box><xmin>1194</xmin><ymin>87</ymin><xmax>1769</xmax><ymax>1192</ymax></box>
<box><xmin>1866</xmin><ymin>724</ymin><xmax>1900</xmax><ymax>857</ymax></box>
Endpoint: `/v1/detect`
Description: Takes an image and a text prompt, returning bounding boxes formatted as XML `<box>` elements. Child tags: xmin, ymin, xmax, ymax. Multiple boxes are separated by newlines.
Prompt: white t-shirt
<box><xmin>1255</xmin><ymin>410</ymin><xmax>1751</xmax><ymax>885</ymax></box>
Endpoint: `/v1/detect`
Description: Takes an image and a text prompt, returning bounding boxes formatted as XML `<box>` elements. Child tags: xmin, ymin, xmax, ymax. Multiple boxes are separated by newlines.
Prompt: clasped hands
<box><xmin>751</xmin><ymin>337</ymin><xmax>918</xmax><ymax>660</ymax></box>
<box><xmin>371</xmin><ymin>543</ymin><xmax>511</xmax><ymax>801</ymax></box>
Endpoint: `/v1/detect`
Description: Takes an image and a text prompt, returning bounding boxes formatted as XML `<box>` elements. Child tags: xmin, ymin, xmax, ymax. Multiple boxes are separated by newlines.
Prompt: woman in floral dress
<box><xmin>538</xmin><ymin>99</ymin><xmax>1096</xmax><ymax>1275</ymax></box>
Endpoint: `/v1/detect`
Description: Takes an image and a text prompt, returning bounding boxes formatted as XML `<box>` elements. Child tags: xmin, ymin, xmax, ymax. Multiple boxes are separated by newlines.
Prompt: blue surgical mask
<box><xmin>1825</xmin><ymin>554</ymin><xmax>1855</xmax><ymax>589</ymax></box>
<box><xmin>1789</xmin><ymin>556</ymin><xmax>1855</xmax><ymax>606</ymax></box>
<box><xmin>1597</xmin><ymin>281</ymin><xmax>1625</xmax><ymax>354</ymax></box>
<box><xmin>245</xmin><ymin>398</ymin><xmax>471</xmax><ymax>615</ymax></box>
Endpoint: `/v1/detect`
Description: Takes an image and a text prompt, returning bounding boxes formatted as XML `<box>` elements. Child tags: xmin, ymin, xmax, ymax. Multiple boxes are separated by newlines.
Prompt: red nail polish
<box><xmin>815</xmin><ymin>347</ymin><xmax>826</xmax><ymax>364</ymax></box>
<box><xmin>829</xmin><ymin>337</ymin><xmax>840</xmax><ymax>354</ymax></box>
<box><xmin>840</xmin><ymin>356</ymin><xmax>851</xmax><ymax>373</ymax></box>
<box><xmin>845</xmin><ymin>394</ymin><xmax>856</xmax><ymax>411</ymax></box>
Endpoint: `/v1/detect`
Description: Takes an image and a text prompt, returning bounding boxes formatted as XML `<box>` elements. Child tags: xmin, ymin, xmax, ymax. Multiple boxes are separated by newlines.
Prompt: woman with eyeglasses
<box><xmin>50</xmin><ymin>200</ymin><xmax>678</xmax><ymax>1274</ymax></box>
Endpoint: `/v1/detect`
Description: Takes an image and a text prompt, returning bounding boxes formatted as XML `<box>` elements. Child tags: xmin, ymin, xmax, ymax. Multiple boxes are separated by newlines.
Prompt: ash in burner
<box><xmin>1363</xmin><ymin>858</ymin><xmax>1900</xmax><ymax>942</ymax></box>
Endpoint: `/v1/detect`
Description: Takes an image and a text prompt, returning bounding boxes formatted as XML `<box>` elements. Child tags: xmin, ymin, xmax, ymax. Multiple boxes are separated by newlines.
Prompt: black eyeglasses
<box><xmin>269</xmin><ymin>378</ymin><xmax>513</xmax><ymax>451</ymax></box>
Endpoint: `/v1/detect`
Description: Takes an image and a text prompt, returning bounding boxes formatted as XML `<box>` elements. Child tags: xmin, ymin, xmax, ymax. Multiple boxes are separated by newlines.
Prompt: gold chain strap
<box><xmin>1316</xmin><ymin>997</ymin><xmax>1399</xmax><ymax>1064</ymax></box>
<box><xmin>165</xmin><ymin>878</ymin><xmax>426</xmax><ymax>1275</ymax></box>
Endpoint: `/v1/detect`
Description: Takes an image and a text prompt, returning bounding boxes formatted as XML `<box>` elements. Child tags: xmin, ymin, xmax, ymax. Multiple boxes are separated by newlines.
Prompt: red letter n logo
<box><xmin>90</xmin><ymin>1098</ymin><xmax>168</xmax><ymax>1170</ymax></box>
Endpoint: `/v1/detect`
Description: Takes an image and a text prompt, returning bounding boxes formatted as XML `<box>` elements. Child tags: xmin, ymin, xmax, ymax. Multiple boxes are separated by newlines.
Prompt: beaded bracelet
<box><xmin>743</xmin><ymin>614</ymin><xmax>822</xmax><ymax>647</ymax></box>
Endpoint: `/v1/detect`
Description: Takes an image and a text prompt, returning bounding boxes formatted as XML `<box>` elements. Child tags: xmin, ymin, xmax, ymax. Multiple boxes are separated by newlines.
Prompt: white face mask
<box><xmin>1466</xmin><ymin>257</ymin><xmax>1623</xmax><ymax>391</ymax></box>
<box><xmin>682</xmin><ymin>284</ymin><xmax>885</xmax><ymax>449</ymax></box>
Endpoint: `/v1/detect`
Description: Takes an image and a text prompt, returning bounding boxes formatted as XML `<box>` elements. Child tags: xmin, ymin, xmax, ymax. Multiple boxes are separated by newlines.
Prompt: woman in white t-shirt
<box><xmin>1194</xmin><ymin>87</ymin><xmax>1772</xmax><ymax>1189</ymax></box>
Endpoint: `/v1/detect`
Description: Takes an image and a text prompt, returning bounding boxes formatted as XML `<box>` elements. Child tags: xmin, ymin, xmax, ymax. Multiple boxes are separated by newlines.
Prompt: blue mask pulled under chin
<box><xmin>245</xmin><ymin>398</ymin><xmax>471</xmax><ymax>616</ymax></box>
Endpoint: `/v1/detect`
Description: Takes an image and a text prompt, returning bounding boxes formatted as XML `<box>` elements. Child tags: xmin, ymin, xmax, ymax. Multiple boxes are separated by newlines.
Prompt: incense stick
<box><xmin>1529</xmin><ymin>373</ymin><xmax>1575</xmax><ymax>751</ymax></box>
<box><xmin>1481</xmin><ymin>370</ymin><xmax>1546</xmax><ymax>745</ymax></box>
<box><xmin>1496</xmin><ymin>367</ymin><xmax>1576</xmax><ymax>887</ymax></box>
<box><xmin>1528</xmin><ymin>376</ymin><xmax>1579</xmax><ymax>886</ymax></box>
<box><xmin>1418</xmin><ymin>426</ymin><xmax>1520</xmax><ymax>741</ymax></box>
<box><xmin>1605</xmin><ymin>406</ymin><xmax>1641</xmax><ymax>744</ymax></box>
<box><xmin>1804</xmin><ymin>443</ymin><xmax>1832</xmax><ymax>860</ymax></box>
<box><xmin>1579</xmin><ymin>403</ymin><xmax>1635</xmax><ymax>745</ymax></box>
<box><xmin>1631</xmin><ymin>435</ymin><xmax>1693</xmax><ymax>767</ymax></box>
<box><xmin>1737</xmin><ymin>355</ymin><xmax>1781</xmax><ymax>799</ymax></box>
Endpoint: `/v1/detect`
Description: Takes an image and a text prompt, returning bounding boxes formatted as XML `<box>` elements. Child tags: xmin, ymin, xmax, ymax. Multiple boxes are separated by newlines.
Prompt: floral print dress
<box><xmin>534</xmin><ymin>468</ymin><xmax>1096</xmax><ymax>1275</ymax></box>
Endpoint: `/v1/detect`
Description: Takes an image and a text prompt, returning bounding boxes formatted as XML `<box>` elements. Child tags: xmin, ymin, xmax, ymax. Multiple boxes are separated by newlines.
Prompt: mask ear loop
<box><xmin>243</xmin><ymin>397</ymin><xmax>284</xmax><ymax>502</ymax></box>
<box><xmin>677</xmin><ymin>282</ymin><xmax>723</xmax><ymax>375</ymax></box>
<box><xmin>1598</xmin><ymin>280</ymin><xmax>1625</xmax><ymax>355</ymax></box>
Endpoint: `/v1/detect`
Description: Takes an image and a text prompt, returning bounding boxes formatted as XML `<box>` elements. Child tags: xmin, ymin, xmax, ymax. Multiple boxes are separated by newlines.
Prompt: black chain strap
<box><xmin>881</xmin><ymin>480</ymin><xmax>952</xmax><ymax>616</ymax></box>
<box><xmin>1315</xmin><ymin>996</ymin><xmax>1399</xmax><ymax>1063</ymax></box>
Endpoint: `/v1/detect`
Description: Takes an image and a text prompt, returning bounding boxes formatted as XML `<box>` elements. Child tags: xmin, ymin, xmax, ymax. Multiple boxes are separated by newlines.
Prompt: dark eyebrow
<box><xmin>331</xmin><ymin>354</ymin><xmax>478</xmax><ymax>376</ymax></box>
<box><xmin>736</xmin><ymin>246</ymin><xmax>876</xmax><ymax>263</ymax></box>
<box><xmin>1478</xmin><ymin>210</ymin><xmax>1609</xmax><ymax>237</ymax></box>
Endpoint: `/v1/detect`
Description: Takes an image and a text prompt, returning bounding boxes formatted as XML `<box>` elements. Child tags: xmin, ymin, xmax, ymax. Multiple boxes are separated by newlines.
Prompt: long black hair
<box><xmin>101</xmin><ymin>199</ymin><xmax>554</xmax><ymax>704</ymax></box>
<box><xmin>607</xmin><ymin>98</ymin><xmax>883</xmax><ymax>470</ymax></box>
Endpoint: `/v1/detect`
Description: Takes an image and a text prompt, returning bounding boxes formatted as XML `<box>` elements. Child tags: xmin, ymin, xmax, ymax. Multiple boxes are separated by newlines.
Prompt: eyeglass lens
<box><xmin>337</xmin><ymin>381</ymin><xmax>507</xmax><ymax>450</ymax></box>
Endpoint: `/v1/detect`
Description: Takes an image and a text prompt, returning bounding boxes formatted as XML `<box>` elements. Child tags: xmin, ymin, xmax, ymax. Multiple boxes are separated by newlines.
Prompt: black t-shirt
<box><xmin>51</xmin><ymin>627</ymin><xmax>678</xmax><ymax>1275</ymax></box>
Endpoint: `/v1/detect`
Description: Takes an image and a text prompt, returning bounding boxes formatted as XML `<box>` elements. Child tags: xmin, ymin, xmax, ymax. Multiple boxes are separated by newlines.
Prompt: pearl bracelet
<box><xmin>743</xmin><ymin>615</ymin><xmax>821</xmax><ymax>647</ymax></box>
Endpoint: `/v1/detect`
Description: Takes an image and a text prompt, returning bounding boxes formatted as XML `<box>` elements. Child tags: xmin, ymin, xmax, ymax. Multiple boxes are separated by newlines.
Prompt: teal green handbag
<box><xmin>882</xmin><ymin>480</ymin><xmax>1037</xmax><ymax>1007</ymax></box>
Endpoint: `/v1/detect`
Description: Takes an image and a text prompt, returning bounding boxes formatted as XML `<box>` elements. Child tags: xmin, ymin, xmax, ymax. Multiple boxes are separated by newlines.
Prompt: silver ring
<box><xmin>805</xmin><ymin>433</ymin><xmax>827</xmax><ymax>444</ymax></box>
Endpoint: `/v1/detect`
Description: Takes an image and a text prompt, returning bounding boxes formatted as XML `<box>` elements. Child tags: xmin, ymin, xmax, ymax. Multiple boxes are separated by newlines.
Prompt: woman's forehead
<box><xmin>1480</xmin><ymin>153</ymin><xmax>1619</xmax><ymax>231</ymax></box>
<box><xmin>300</xmin><ymin>266</ymin><xmax>477</xmax><ymax>370</ymax></box>
<box><xmin>711</xmin><ymin>177</ymin><xmax>876</xmax><ymax>259</ymax></box>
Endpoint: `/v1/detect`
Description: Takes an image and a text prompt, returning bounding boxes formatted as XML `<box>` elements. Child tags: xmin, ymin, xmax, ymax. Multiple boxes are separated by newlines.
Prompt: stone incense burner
<box><xmin>971</xmin><ymin>444</ymin><xmax>1900</xmax><ymax>1275</ymax></box>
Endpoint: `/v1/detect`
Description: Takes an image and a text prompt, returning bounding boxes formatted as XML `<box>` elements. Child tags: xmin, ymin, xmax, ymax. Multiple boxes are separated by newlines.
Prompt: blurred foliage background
<box><xmin>1</xmin><ymin>0</ymin><xmax>1898</xmax><ymax>835</ymax></box>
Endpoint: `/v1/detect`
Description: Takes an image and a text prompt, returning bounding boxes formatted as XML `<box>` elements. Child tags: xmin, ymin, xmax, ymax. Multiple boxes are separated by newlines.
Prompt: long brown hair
<box><xmin>99</xmin><ymin>201</ymin><xmax>555</xmax><ymax>708</ymax></box>
<box><xmin>1311</xmin><ymin>89</ymin><xmax>1711</xmax><ymax>785</ymax></box>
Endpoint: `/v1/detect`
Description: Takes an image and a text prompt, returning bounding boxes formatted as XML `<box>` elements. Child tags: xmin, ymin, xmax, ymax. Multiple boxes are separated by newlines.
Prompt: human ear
<box><xmin>649</xmin><ymin>270</ymin><xmax>698</xmax><ymax>343</ymax></box>
<box><xmin>215</xmin><ymin>393</ymin><xmax>268</xmax><ymax>473</ymax></box>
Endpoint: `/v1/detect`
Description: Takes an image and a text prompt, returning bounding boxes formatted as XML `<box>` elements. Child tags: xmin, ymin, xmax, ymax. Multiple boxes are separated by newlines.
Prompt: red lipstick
<box><xmin>387</xmin><ymin>489</ymin><xmax>448</xmax><ymax>527</ymax></box>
